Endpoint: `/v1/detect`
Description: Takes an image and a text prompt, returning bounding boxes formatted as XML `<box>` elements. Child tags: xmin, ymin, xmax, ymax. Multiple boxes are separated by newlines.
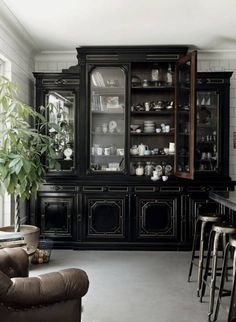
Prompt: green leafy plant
<box><xmin>0</xmin><ymin>76</ymin><xmax>60</xmax><ymax>231</ymax></box>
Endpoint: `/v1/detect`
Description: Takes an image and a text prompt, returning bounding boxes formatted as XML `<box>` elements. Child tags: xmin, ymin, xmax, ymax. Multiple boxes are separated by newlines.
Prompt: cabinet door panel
<box><xmin>88</xmin><ymin>65</ymin><xmax>128</xmax><ymax>174</ymax></box>
<box><xmin>83</xmin><ymin>194</ymin><xmax>128</xmax><ymax>240</ymax></box>
<box><xmin>45</xmin><ymin>90</ymin><xmax>76</xmax><ymax>173</ymax></box>
<box><xmin>135</xmin><ymin>195</ymin><xmax>180</xmax><ymax>242</ymax></box>
<box><xmin>38</xmin><ymin>193</ymin><xmax>78</xmax><ymax>240</ymax></box>
<box><xmin>175</xmin><ymin>51</ymin><xmax>197</xmax><ymax>179</ymax></box>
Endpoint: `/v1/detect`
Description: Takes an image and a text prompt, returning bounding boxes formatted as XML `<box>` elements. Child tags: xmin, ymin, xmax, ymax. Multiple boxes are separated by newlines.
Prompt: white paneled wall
<box><xmin>0</xmin><ymin>0</ymin><xmax>36</xmax><ymax>104</ymax></box>
<box><xmin>35</xmin><ymin>51</ymin><xmax>77</xmax><ymax>73</ymax></box>
<box><xmin>34</xmin><ymin>50</ymin><xmax>236</xmax><ymax>180</ymax></box>
<box><xmin>0</xmin><ymin>0</ymin><xmax>36</xmax><ymax>224</ymax></box>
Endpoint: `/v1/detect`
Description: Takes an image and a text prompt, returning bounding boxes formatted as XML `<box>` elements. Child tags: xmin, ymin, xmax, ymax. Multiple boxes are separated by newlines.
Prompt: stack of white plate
<box><xmin>143</xmin><ymin>121</ymin><xmax>155</xmax><ymax>133</ymax></box>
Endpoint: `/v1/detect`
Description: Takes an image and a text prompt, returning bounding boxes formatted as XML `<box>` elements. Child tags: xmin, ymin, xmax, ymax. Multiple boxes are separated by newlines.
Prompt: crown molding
<box><xmin>0</xmin><ymin>0</ymin><xmax>38</xmax><ymax>55</ymax></box>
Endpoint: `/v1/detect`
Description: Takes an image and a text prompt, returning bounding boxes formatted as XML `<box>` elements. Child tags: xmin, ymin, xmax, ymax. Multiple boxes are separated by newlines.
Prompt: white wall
<box><xmin>0</xmin><ymin>0</ymin><xmax>36</xmax><ymax>225</ymax></box>
<box><xmin>0</xmin><ymin>0</ymin><xmax>36</xmax><ymax>104</ymax></box>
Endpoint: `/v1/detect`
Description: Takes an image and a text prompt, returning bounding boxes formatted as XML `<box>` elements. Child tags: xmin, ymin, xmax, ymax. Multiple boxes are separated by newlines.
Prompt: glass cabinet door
<box><xmin>175</xmin><ymin>52</ymin><xmax>197</xmax><ymax>179</ymax></box>
<box><xmin>89</xmin><ymin>66</ymin><xmax>127</xmax><ymax>173</ymax></box>
<box><xmin>46</xmin><ymin>90</ymin><xmax>75</xmax><ymax>172</ymax></box>
<box><xmin>196</xmin><ymin>91</ymin><xmax>219</xmax><ymax>172</ymax></box>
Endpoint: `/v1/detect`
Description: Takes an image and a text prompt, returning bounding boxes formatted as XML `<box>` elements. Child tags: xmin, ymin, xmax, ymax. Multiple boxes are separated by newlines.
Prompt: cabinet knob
<box><xmin>55</xmin><ymin>79</ymin><xmax>66</xmax><ymax>85</ymax></box>
<box><xmin>55</xmin><ymin>186</ymin><xmax>62</xmax><ymax>191</ymax></box>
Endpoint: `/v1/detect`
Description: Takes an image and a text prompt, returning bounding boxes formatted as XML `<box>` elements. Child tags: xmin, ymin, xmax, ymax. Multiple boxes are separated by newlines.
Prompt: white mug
<box><xmin>152</xmin><ymin>170</ymin><xmax>158</xmax><ymax>177</ymax></box>
<box><xmin>104</xmin><ymin>147</ymin><xmax>111</xmax><ymax>155</ymax></box>
<box><xmin>169</xmin><ymin>142</ymin><xmax>175</xmax><ymax>153</ymax></box>
<box><xmin>96</xmin><ymin>147</ymin><xmax>103</xmax><ymax>155</ymax></box>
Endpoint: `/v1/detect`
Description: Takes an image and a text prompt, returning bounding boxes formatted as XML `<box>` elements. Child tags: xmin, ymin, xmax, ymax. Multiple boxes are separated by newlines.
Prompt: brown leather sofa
<box><xmin>0</xmin><ymin>247</ymin><xmax>89</xmax><ymax>322</ymax></box>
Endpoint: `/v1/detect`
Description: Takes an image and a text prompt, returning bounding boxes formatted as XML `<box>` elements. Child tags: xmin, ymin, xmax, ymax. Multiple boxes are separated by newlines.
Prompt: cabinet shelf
<box><xmin>91</xmin><ymin>110</ymin><xmax>124</xmax><ymax>115</ymax></box>
<box><xmin>130</xmin><ymin>132</ymin><xmax>174</xmax><ymax>136</ymax></box>
<box><xmin>131</xmin><ymin>85</ymin><xmax>174</xmax><ymax>91</ymax></box>
<box><xmin>91</xmin><ymin>132</ymin><xmax>124</xmax><ymax>136</ymax></box>
<box><xmin>91</xmin><ymin>87</ymin><xmax>125</xmax><ymax>95</ymax></box>
<box><xmin>130</xmin><ymin>154</ymin><xmax>174</xmax><ymax>158</ymax></box>
<box><xmin>91</xmin><ymin>155</ymin><xmax>124</xmax><ymax>158</ymax></box>
<box><xmin>197</xmin><ymin>123</ymin><xmax>215</xmax><ymax>128</ymax></box>
<box><xmin>131</xmin><ymin>111</ymin><xmax>174</xmax><ymax>116</ymax></box>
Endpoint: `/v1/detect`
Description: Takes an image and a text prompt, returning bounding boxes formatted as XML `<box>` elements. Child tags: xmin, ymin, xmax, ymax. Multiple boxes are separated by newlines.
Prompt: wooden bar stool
<box><xmin>213</xmin><ymin>236</ymin><xmax>236</xmax><ymax>322</ymax></box>
<box><xmin>200</xmin><ymin>223</ymin><xmax>236</xmax><ymax>322</ymax></box>
<box><xmin>188</xmin><ymin>214</ymin><xmax>223</xmax><ymax>296</ymax></box>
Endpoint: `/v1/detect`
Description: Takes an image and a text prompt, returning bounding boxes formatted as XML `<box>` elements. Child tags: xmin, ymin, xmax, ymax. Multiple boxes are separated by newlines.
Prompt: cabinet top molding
<box><xmin>77</xmin><ymin>45</ymin><xmax>189</xmax><ymax>54</ymax></box>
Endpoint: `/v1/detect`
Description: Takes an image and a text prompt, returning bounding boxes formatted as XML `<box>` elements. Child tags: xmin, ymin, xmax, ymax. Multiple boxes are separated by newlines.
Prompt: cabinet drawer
<box><xmin>160</xmin><ymin>186</ymin><xmax>182</xmax><ymax>193</ymax></box>
<box><xmin>38</xmin><ymin>185</ymin><xmax>77</xmax><ymax>192</ymax></box>
<box><xmin>83</xmin><ymin>186</ymin><xmax>104</xmax><ymax>192</ymax></box>
<box><xmin>134</xmin><ymin>186</ymin><xmax>157</xmax><ymax>193</ymax></box>
<box><xmin>108</xmin><ymin>186</ymin><xmax>129</xmax><ymax>193</ymax></box>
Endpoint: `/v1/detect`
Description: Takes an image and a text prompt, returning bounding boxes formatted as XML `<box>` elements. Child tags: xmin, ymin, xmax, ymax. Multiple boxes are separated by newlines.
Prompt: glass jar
<box><xmin>145</xmin><ymin>162</ymin><xmax>153</xmax><ymax>176</ymax></box>
<box><xmin>152</xmin><ymin>67</ymin><xmax>159</xmax><ymax>82</ymax></box>
<box><xmin>136</xmin><ymin>162</ymin><xmax>144</xmax><ymax>176</ymax></box>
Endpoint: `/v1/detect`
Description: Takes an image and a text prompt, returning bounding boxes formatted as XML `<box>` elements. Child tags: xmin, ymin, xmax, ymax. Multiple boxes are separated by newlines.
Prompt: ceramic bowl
<box><xmin>130</xmin><ymin>124</ymin><xmax>140</xmax><ymax>131</ymax></box>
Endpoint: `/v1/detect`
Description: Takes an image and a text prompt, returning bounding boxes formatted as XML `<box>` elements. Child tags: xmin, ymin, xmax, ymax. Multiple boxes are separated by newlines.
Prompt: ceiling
<box><xmin>3</xmin><ymin>0</ymin><xmax>236</xmax><ymax>52</ymax></box>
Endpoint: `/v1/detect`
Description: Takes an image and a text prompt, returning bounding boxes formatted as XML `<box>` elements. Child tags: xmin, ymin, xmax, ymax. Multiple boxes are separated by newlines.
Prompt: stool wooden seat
<box><xmin>188</xmin><ymin>214</ymin><xmax>223</xmax><ymax>296</ymax></box>
<box><xmin>200</xmin><ymin>223</ymin><xmax>236</xmax><ymax>322</ymax></box>
<box><xmin>213</xmin><ymin>236</ymin><xmax>236</xmax><ymax>322</ymax></box>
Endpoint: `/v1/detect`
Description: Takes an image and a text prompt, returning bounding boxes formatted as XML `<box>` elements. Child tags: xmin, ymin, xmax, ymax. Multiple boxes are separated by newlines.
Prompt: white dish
<box><xmin>151</xmin><ymin>176</ymin><xmax>160</xmax><ymax>181</ymax></box>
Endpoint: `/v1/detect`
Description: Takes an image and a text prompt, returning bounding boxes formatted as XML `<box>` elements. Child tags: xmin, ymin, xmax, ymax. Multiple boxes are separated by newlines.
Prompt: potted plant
<box><xmin>0</xmin><ymin>76</ymin><xmax>60</xmax><ymax>252</ymax></box>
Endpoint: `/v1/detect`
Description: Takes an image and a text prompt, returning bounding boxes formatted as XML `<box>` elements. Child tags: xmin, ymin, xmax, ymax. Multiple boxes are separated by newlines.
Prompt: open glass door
<box><xmin>175</xmin><ymin>51</ymin><xmax>197</xmax><ymax>179</ymax></box>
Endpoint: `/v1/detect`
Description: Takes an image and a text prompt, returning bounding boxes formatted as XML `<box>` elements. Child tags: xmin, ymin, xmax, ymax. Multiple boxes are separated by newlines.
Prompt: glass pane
<box><xmin>46</xmin><ymin>90</ymin><xmax>75</xmax><ymax>172</ymax></box>
<box><xmin>176</xmin><ymin>60</ymin><xmax>192</xmax><ymax>174</ymax></box>
<box><xmin>90</xmin><ymin>67</ymin><xmax>126</xmax><ymax>173</ymax></box>
<box><xmin>196</xmin><ymin>91</ymin><xmax>219</xmax><ymax>171</ymax></box>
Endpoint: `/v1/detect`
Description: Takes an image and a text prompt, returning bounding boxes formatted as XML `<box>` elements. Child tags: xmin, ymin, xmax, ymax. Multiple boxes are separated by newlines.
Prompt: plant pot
<box><xmin>0</xmin><ymin>225</ymin><xmax>40</xmax><ymax>255</ymax></box>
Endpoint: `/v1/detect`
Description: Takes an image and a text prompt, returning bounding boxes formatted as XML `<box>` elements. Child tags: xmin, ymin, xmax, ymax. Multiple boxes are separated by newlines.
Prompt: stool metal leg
<box><xmin>200</xmin><ymin>229</ymin><xmax>215</xmax><ymax>301</ymax></box>
<box><xmin>213</xmin><ymin>243</ymin><xmax>230</xmax><ymax>322</ymax></box>
<box><xmin>208</xmin><ymin>232</ymin><xmax>220</xmax><ymax>322</ymax></box>
<box><xmin>228</xmin><ymin>249</ymin><xmax>236</xmax><ymax>322</ymax></box>
<box><xmin>197</xmin><ymin>221</ymin><xmax>207</xmax><ymax>297</ymax></box>
<box><xmin>188</xmin><ymin>219</ymin><xmax>200</xmax><ymax>282</ymax></box>
<box><xmin>223</xmin><ymin>233</ymin><xmax>229</xmax><ymax>282</ymax></box>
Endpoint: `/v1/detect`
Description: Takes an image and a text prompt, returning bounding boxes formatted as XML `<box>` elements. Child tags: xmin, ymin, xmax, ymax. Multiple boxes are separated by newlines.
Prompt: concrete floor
<box><xmin>30</xmin><ymin>250</ymin><xmax>229</xmax><ymax>322</ymax></box>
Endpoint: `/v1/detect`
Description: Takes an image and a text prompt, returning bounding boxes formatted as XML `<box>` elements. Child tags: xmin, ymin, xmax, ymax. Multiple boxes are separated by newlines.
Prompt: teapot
<box><xmin>138</xmin><ymin>143</ymin><xmax>148</xmax><ymax>156</ymax></box>
<box><xmin>130</xmin><ymin>145</ymin><xmax>139</xmax><ymax>155</ymax></box>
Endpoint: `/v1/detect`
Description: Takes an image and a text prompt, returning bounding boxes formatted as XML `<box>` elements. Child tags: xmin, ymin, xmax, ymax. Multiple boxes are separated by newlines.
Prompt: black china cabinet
<box><xmin>31</xmin><ymin>46</ymin><xmax>232</xmax><ymax>250</ymax></box>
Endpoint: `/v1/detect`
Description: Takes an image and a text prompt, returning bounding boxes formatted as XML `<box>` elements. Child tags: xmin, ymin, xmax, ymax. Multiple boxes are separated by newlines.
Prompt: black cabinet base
<box><xmin>51</xmin><ymin>240</ymin><xmax>192</xmax><ymax>251</ymax></box>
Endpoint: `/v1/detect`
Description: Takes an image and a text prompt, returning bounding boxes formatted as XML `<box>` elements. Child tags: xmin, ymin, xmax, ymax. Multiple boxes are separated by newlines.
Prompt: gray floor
<box><xmin>30</xmin><ymin>250</ymin><xmax>228</xmax><ymax>322</ymax></box>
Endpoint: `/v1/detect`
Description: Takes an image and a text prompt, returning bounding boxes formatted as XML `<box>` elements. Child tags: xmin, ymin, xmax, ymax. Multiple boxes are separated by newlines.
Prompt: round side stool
<box><xmin>188</xmin><ymin>214</ymin><xmax>223</xmax><ymax>296</ymax></box>
<box><xmin>213</xmin><ymin>236</ymin><xmax>236</xmax><ymax>322</ymax></box>
<box><xmin>200</xmin><ymin>223</ymin><xmax>236</xmax><ymax>322</ymax></box>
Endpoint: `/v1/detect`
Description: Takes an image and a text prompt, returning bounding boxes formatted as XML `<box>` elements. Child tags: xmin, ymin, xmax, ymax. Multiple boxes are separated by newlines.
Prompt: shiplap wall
<box><xmin>0</xmin><ymin>1</ymin><xmax>36</xmax><ymax>225</ymax></box>
<box><xmin>0</xmin><ymin>0</ymin><xmax>36</xmax><ymax>104</ymax></box>
<box><xmin>35</xmin><ymin>51</ymin><xmax>236</xmax><ymax>180</ymax></box>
